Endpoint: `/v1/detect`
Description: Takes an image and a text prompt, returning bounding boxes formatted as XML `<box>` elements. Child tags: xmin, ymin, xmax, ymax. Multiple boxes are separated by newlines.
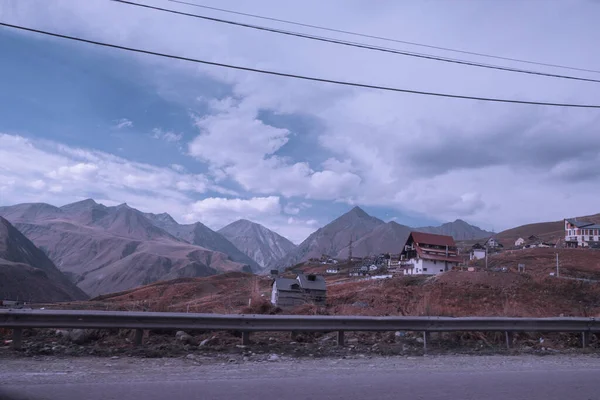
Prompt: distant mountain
<box><xmin>218</xmin><ymin>219</ymin><xmax>296</xmax><ymax>270</ymax></box>
<box><xmin>416</xmin><ymin>219</ymin><xmax>492</xmax><ymax>241</ymax></box>
<box><xmin>0</xmin><ymin>216</ymin><xmax>87</xmax><ymax>302</ymax></box>
<box><xmin>143</xmin><ymin>213</ymin><xmax>261</xmax><ymax>272</ymax></box>
<box><xmin>336</xmin><ymin>221</ymin><xmax>412</xmax><ymax>259</ymax></box>
<box><xmin>275</xmin><ymin>206</ymin><xmax>384</xmax><ymax>269</ymax></box>
<box><xmin>0</xmin><ymin>200</ymin><xmax>253</xmax><ymax>297</ymax></box>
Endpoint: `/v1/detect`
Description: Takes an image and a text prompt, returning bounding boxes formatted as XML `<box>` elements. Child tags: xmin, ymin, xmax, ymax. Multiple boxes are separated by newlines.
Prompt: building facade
<box><xmin>564</xmin><ymin>219</ymin><xmax>600</xmax><ymax>248</ymax></box>
<box><xmin>399</xmin><ymin>232</ymin><xmax>460</xmax><ymax>275</ymax></box>
<box><xmin>271</xmin><ymin>273</ymin><xmax>327</xmax><ymax>307</ymax></box>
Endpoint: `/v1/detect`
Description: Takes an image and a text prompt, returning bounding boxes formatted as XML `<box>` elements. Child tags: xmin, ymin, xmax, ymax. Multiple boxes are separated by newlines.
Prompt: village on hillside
<box><xmin>269</xmin><ymin>217</ymin><xmax>600</xmax><ymax>308</ymax></box>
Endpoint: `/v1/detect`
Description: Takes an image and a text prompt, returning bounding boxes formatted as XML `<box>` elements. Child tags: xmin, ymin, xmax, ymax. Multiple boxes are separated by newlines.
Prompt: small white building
<box><xmin>326</xmin><ymin>267</ymin><xmax>340</xmax><ymax>274</ymax></box>
<box><xmin>515</xmin><ymin>238</ymin><xmax>525</xmax><ymax>247</ymax></box>
<box><xmin>470</xmin><ymin>248</ymin><xmax>486</xmax><ymax>260</ymax></box>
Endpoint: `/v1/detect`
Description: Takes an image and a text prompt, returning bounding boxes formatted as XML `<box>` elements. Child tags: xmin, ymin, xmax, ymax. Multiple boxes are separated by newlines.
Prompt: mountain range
<box><xmin>0</xmin><ymin>200</ymin><xmax>256</xmax><ymax>297</ymax></box>
<box><xmin>274</xmin><ymin>207</ymin><xmax>493</xmax><ymax>269</ymax></box>
<box><xmin>0</xmin><ymin>216</ymin><xmax>87</xmax><ymax>302</ymax></box>
<box><xmin>0</xmin><ymin>199</ymin><xmax>492</xmax><ymax>298</ymax></box>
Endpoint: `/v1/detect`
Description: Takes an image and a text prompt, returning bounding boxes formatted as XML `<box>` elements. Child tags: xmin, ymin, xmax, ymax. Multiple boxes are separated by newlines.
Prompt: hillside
<box><xmin>336</xmin><ymin>221</ymin><xmax>412</xmax><ymax>259</ymax></box>
<box><xmin>0</xmin><ymin>216</ymin><xmax>87</xmax><ymax>302</ymax></box>
<box><xmin>0</xmin><ymin>200</ymin><xmax>253</xmax><ymax>297</ymax></box>
<box><xmin>218</xmin><ymin>219</ymin><xmax>296</xmax><ymax>270</ymax></box>
<box><xmin>275</xmin><ymin>207</ymin><xmax>384</xmax><ymax>269</ymax></box>
<box><xmin>496</xmin><ymin>213</ymin><xmax>600</xmax><ymax>246</ymax></box>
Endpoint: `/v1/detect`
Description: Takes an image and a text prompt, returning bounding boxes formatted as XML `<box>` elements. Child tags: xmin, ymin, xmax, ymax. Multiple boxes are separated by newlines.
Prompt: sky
<box><xmin>1</xmin><ymin>0</ymin><xmax>599</xmax><ymax>244</ymax></box>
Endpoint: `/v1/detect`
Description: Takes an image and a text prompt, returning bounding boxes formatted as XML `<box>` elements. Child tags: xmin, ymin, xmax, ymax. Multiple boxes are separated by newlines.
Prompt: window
<box><xmin>440</xmin><ymin>269</ymin><xmax>443</xmax><ymax>272</ymax></box>
<box><xmin>423</xmin><ymin>268</ymin><xmax>428</xmax><ymax>271</ymax></box>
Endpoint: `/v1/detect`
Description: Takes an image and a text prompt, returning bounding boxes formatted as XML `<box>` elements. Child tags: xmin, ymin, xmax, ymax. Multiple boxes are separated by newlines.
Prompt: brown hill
<box><xmin>496</xmin><ymin>213</ymin><xmax>600</xmax><ymax>246</ymax></box>
<box><xmin>0</xmin><ymin>217</ymin><xmax>87</xmax><ymax>302</ymax></box>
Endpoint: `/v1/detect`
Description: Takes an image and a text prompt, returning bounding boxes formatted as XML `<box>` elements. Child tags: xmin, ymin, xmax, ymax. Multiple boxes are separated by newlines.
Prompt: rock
<box><xmin>352</xmin><ymin>301</ymin><xmax>369</xmax><ymax>308</ymax></box>
<box><xmin>319</xmin><ymin>335</ymin><xmax>335</xmax><ymax>343</ymax></box>
<box><xmin>176</xmin><ymin>331</ymin><xmax>193</xmax><ymax>344</ymax></box>
<box><xmin>236</xmin><ymin>345</ymin><xmax>246</xmax><ymax>349</ymax></box>
<box><xmin>395</xmin><ymin>331</ymin><xmax>406</xmax><ymax>338</ymax></box>
<box><xmin>415</xmin><ymin>337</ymin><xmax>424</xmax><ymax>344</ymax></box>
<box><xmin>55</xmin><ymin>330</ymin><xmax>70</xmax><ymax>338</ymax></box>
<box><xmin>268</xmin><ymin>337</ymin><xmax>275</xmax><ymax>342</ymax></box>
<box><xmin>228</xmin><ymin>358</ymin><xmax>237</xmax><ymax>363</ymax></box>
<box><xmin>289</xmin><ymin>342</ymin><xmax>297</xmax><ymax>345</ymax></box>
<box><xmin>243</xmin><ymin>356</ymin><xmax>250</xmax><ymax>362</ymax></box>
<box><xmin>347</xmin><ymin>338</ymin><xmax>359</xmax><ymax>345</ymax></box>
<box><xmin>70</xmin><ymin>329</ymin><xmax>91</xmax><ymax>345</ymax></box>
<box><xmin>199</xmin><ymin>336</ymin><xmax>216</xmax><ymax>347</ymax></box>
<box><xmin>267</xmin><ymin>354</ymin><xmax>280</xmax><ymax>362</ymax></box>
<box><xmin>111</xmin><ymin>356</ymin><xmax>120</xmax><ymax>360</ymax></box>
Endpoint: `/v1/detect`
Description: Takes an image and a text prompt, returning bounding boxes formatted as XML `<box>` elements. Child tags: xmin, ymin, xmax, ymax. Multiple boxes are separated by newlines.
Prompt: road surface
<box><xmin>1</xmin><ymin>355</ymin><xmax>599</xmax><ymax>399</ymax></box>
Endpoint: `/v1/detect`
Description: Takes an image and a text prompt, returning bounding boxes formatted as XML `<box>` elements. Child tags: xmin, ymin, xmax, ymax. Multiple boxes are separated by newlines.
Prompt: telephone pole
<box><xmin>556</xmin><ymin>253</ymin><xmax>559</xmax><ymax>277</ymax></box>
<box><xmin>348</xmin><ymin>236</ymin><xmax>353</xmax><ymax>263</ymax></box>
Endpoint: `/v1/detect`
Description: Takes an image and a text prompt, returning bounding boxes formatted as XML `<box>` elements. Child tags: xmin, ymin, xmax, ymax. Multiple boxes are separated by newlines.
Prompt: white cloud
<box><xmin>186</xmin><ymin>196</ymin><xmax>282</xmax><ymax>227</ymax></box>
<box><xmin>0</xmin><ymin>133</ymin><xmax>228</xmax><ymax>223</ymax></box>
<box><xmin>152</xmin><ymin>128</ymin><xmax>183</xmax><ymax>143</ymax></box>
<box><xmin>113</xmin><ymin>118</ymin><xmax>133</xmax><ymax>130</ymax></box>
<box><xmin>170</xmin><ymin>164</ymin><xmax>186</xmax><ymax>172</ymax></box>
<box><xmin>4</xmin><ymin>0</ymin><xmax>600</xmax><ymax>235</ymax></box>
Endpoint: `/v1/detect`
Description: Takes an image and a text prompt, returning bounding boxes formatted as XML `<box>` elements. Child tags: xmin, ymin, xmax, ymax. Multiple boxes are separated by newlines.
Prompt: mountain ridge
<box><xmin>218</xmin><ymin>219</ymin><xmax>296</xmax><ymax>270</ymax></box>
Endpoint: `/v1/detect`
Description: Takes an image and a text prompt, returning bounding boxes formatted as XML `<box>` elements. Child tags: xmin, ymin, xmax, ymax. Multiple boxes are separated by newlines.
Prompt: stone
<box><xmin>199</xmin><ymin>336</ymin><xmax>216</xmax><ymax>347</ymax></box>
<box><xmin>243</xmin><ymin>356</ymin><xmax>250</xmax><ymax>362</ymax></box>
<box><xmin>176</xmin><ymin>331</ymin><xmax>193</xmax><ymax>344</ymax></box>
<box><xmin>347</xmin><ymin>338</ymin><xmax>359</xmax><ymax>345</ymax></box>
<box><xmin>395</xmin><ymin>331</ymin><xmax>406</xmax><ymax>338</ymax></box>
<box><xmin>111</xmin><ymin>356</ymin><xmax>120</xmax><ymax>360</ymax></box>
<box><xmin>55</xmin><ymin>330</ymin><xmax>70</xmax><ymax>338</ymax></box>
<box><xmin>415</xmin><ymin>337</ymin><xmax>424</xmax><ymax>344</ymax></box>
<box><xmin>267</xmin><ymin>354</ymin><xmax>280</xmax><ymax>362</ymax></box>
<box><xmin>69</xmin><ymin>329</ymin><xmax>91</xmax><ymax>345</ymax></box>
<box><xmin>236</xmin><ymin>345</ymin><xmax>246</xmax><ymax>349</ymax></box>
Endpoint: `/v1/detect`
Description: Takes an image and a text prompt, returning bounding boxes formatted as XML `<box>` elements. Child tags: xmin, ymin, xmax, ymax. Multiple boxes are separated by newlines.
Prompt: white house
<box><xmin>470</xmin><ymin>248</ymin><xmax>486</xmax><ymax>260</ymax></box>
<box><xmin>399</xmin><ymin>232</ymin><xmax>461</xmax><ymax>275</ymax></box>
<box><xmin>515</xmin><ymin>238</ymin><xmax>525</xmax><ymax>247</ymax></box>
<box><xmin>326</xmin><ymin>267</ymin><xmax>340</xmax><ymax>274</ymax></box>
<box><xmin>564</xmin><ymin>218</ymin><xmax>600</xmax><ymax>248</ymax></box>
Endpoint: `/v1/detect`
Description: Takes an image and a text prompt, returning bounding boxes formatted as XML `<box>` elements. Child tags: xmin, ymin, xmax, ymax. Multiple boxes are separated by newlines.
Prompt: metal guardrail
<box><xmin>1</xmin><ymin>309</ymin><xmax>597</xmax><ymax>351</ymax></box>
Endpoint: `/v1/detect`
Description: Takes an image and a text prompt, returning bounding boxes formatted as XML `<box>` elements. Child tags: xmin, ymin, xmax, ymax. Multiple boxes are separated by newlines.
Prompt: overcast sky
<box><xmin>1</xmin><ymin>0</ymin><xmax>599</xmax><ymax>243</ymax></box>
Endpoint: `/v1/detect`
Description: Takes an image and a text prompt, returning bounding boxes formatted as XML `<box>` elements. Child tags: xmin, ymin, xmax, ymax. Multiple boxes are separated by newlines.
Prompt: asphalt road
<box><xmin>1</xmin><ymin>355</ymin><xmax>599</xmax><ymax>400</ymax></box>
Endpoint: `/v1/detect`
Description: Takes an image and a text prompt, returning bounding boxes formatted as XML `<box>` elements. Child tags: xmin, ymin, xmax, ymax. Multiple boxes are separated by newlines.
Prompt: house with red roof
<box><xmin>399</xmin><ymin>231</ymin><xmax>460</xmax><ymax>275</ymax></box>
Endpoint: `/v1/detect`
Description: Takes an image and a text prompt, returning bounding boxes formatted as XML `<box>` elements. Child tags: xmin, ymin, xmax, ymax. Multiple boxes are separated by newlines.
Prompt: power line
<box><xmin>165</xmin><ymin>0</ymin><xmax>600</xmax><ymax>75</ymax></box>
<box><xmin>1</xmin><ymin>21</ymin><xmax>600</xmax><ymax>108</ymax></box>
<box><xmin>112</xmin><ymin>0</ymin><xmax>600</xmax><ymax>85</ymax></box>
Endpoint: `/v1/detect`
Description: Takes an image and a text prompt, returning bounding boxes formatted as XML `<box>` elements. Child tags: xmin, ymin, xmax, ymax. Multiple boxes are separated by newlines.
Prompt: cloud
<box><xmin>4</xmin><ymin>0</ymin><xmax>600</xmax><ymax>236</ymax></box>
<box><xmin>113</xmin><ymin>118</ymin><xmax>133</xmax><ymax>130</ymax></box>
<box><xmin>0</xmin><ymin>133</ymin><xmax>228</xmax><ymax>223</ymax></box>
<box><xmin>152</xmin><ymin>128</ymin><xmax>183</xmax><ymax>143</ymax></box>
<box><xmin>170</xmin><ymin>164</ymin><xmax>186</xmax><ymax>172</ymax></box>
<box><xmin>185</xmin><ymin>196</ymin><xmax>282</xmax><ymax>227</ymax></box>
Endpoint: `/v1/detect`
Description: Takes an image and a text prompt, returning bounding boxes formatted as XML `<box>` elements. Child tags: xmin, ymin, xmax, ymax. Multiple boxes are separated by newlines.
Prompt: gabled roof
<box><xmin>296</xmin><ymin>273</ymin><xmax>326</xmax><ymax>291</ymax></box>
<box><xmin>410</xmin><ymin>231</ymin><xmax>456</xmax><ymax>247</ymax></box>
<box><xmin>274</xmin><ymin>278</ymin><xmax>300</xmax><ymax>291</ymax></box>
<box><xmin>566</xmin><ymin>218</ymin><xmax>599</xmax><ymax>228</ymax></box>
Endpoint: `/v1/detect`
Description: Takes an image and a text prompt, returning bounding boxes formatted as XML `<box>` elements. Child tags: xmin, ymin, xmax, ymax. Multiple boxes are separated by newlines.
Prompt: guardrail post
<box><xmin>337</xmin><ymin>331</ymin><xmax>345</xmax><ymax>346</ymax></box>
<box><xmin>242</xmin><ymin>331</ymin><xmax>250</xmax><ymax>346</ymax></box>
<box><xmin>134</xmin><ymin>329</ymin><xmax>144</xmax><ymax>347</ymax></box>
<box><xmin>505</xmin><ymin>331</ymin><xmax>513</xmax><ymax>349</ymax></box>
<box><xmin>12</xmin><ymin>328</ymin><xmax>22</xmax><ymax>350</ymax></box>
<box><xmin>423</xmin><ymin>331</ymin><xmax>430</xmax><ymax>354</ymax></box>
<box><xmin>582</xmin><ymin>331</ymin><xmax>591</xmax><ymax>348</ymax></box>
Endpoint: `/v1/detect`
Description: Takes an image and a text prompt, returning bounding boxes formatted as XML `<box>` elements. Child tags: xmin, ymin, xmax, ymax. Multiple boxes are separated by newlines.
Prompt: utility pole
<box><xmin>556</xmin><ymin>253</ymin><xmax>559</xmax><ymax>277</ymax></box>
<box><xmin>485</xmin><ymin>242</ymin><xmax>488</xmax><ymax>269</ymax></box>
<box><xmin>348</xmin><ymin>235</ymin><xmax>353</xmax><ymax>263</ymax></box>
